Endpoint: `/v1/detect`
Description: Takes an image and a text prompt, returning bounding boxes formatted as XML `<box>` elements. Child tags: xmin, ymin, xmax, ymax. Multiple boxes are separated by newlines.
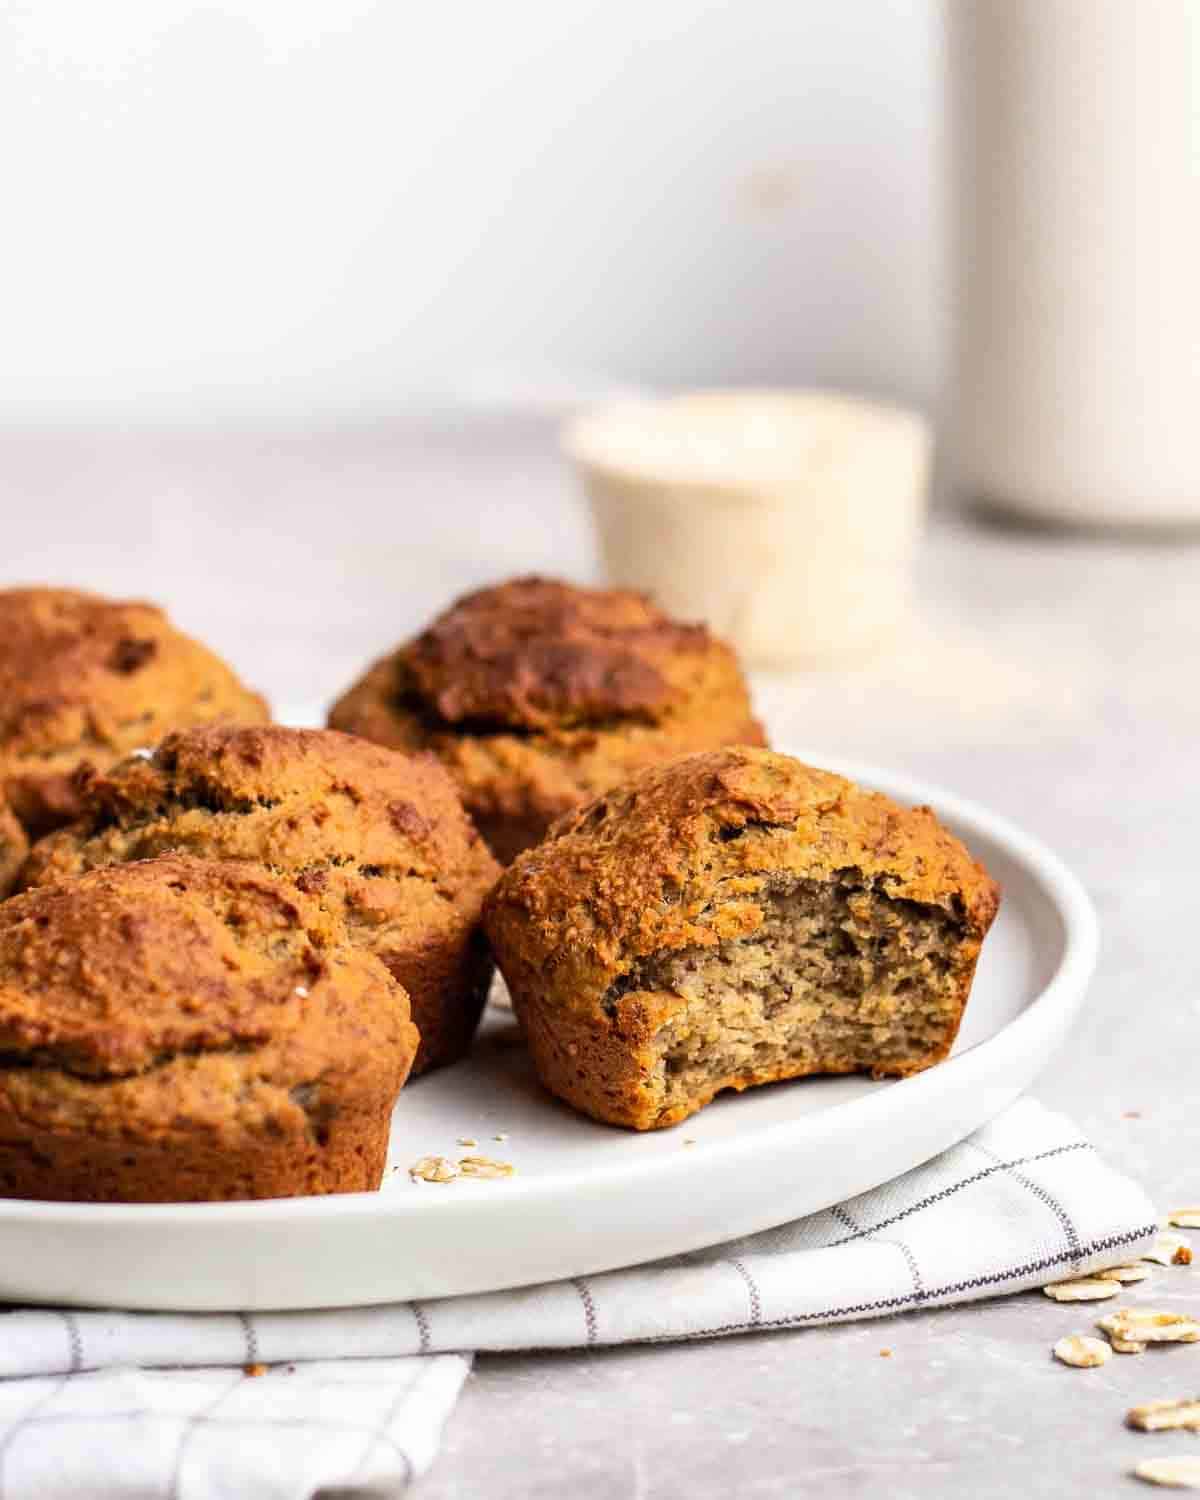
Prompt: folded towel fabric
<box><xmin>0</xmin><ymin>1099</ymin><xmax>1157</xmax><ymax>1499</ymax></box>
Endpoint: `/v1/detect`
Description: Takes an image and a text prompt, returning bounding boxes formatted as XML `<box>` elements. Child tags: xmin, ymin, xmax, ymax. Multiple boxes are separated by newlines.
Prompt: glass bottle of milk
<box><xmin>947</xmin><ymin>0</ymin><xmax>1200</xmax><ymax>528</ymax></box>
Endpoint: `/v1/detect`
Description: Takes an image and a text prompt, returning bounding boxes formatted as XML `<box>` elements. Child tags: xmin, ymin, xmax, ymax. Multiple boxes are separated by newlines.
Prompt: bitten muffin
<box><xmin>0</xmin><ymin>856</ymin><xmax>417</xmax><ymax>1202</ymax></box>
<box><xmin>485</xmin><ymin>746</ymin><xmax>1001</xmax><ymax>1130</ymax></box>
<box><xmin>328</xmin><ymin>576</ymin><xmax>766</xmax><ymax>863</ymax></box>
<box><xmin>0</xmin><ymin>587</ymin><xmax>269</xmax><ymax>837</ymax></box>
<box><xmin>0</xmin><ymin>794</ymin><xmax>27</xmax><ymax>899</ymax></box>
<box><xmin>19</xmin><ymin>725</ymin><xmax>500</xmax><ymax>1075</ymax></box>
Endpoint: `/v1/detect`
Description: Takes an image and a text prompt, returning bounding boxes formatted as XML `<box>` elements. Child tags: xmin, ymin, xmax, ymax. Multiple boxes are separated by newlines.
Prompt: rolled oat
<box><xmin>1042</xmin><ymin>1279</ymin><xmax>1123</xmax><ymax>1302</ymax></box>
<box><xmin>1053</xmin><ymin>1335</ymin><xmax>1112</xmax><ymax>1368</ymax></box>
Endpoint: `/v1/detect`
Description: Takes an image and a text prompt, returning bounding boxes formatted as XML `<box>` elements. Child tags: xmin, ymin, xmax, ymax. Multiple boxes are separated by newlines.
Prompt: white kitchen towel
<box><xmin>0</xmin><ymin>1099</ymin><xmax>1159</xmax><ymax>1499</ymax></box>
<box><xmin>0</xmin><ymin>1357</ymin><xmax>471</xmax><ymax>1500</ymax></box>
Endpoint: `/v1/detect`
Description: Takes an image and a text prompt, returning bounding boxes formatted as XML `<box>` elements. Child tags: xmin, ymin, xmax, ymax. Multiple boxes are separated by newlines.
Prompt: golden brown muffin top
<box><xmin>0</xmin><ymin>587</ymin><xmax>269</xmax><ymax>833</ymax></box>
<box><xmin>400</xmin><ymin>576</ymin><xmax>728</xmax><ymax>730</ymax></box>
<box><xmin>20</xmin><ymin>724</ymin><xmax>499</xmax><ymax>926</ymax></box>
<box><xmin>0</xmin><ymin>855</ymin><xmax>409</xmax><ymax>1082</ymax></box>
<box><xmin>485</xmin><ymin>746</ymin><xmax>1001</xmax><ymax>1014</ymax></box>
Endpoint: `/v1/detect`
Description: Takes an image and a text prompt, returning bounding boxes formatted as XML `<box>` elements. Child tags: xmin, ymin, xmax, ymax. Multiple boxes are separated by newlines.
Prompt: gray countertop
<box><xmin>2</xmin><ymin>420</ymin><xmax>1197</xmax><ymax>1497</ymax></box>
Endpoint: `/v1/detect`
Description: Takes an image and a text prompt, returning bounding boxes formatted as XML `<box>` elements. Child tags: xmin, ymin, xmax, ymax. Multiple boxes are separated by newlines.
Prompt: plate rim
<box><xmin>0</xmin><ymin>748</ymin><xmax>1098</xmax><ymax>1233</ymax></box>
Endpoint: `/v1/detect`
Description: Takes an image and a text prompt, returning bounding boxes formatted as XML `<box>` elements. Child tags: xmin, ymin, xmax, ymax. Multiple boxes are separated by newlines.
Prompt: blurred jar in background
<box><xmin>947</xmin><ymin>0</ymin><xmax>1200</xmax><ymax>528</ymax></box>
<box><xmin>565</xmin><ymin>391</ymin><xmax>930</xmax><ymax>668</ymax></box>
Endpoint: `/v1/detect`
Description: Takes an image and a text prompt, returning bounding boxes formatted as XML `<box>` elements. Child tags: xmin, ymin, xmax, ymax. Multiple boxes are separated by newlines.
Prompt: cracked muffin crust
<box><xmin>0</xmin><ymin>587</ymin><xmax>269</xmax><ymax>838</ymax></box>
<box><xmin>0</xmin><ymin>795</ymin><xmax>27</xmax><ymax>900</ymax></box>
<box><xmin>484</xmin><ymin>746</ymin><xmax>1001</xmax><ymax>1129</ymax></box>
<box><xmin>0</xmin><ymin>856</ymin><xmax>417</xmax><ymax>1201</ymax></box>
<box><xmin>328</xmin><ymin>576</ymin><xmax>766</xmax><ymax>862</ymax></box>
<box><xmin>19</xmin><ymin>725</ymin><xmax>500</xmax><ymax>1075</ymax></box>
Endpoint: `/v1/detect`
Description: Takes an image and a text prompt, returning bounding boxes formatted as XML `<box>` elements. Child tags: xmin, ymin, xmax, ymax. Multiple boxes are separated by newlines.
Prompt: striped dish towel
<box><xmin>0</xmin><ymin>1099</ymin><xmax>1157</xmax><ymax>1499</ymax></box>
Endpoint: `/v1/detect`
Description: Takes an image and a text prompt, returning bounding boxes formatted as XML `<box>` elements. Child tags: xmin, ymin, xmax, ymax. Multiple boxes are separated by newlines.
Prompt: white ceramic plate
<box><xmin>0</xmin><ymin>749</ymin><xmax>1097</xmax><ymax>1312</ymax></box>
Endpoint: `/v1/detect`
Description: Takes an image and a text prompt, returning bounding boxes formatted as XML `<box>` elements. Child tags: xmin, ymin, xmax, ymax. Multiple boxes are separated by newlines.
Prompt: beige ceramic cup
<box><xmin>563</xmin><ymin>389</ymin><xmax>931</xmax><ymax>667</ymax></box>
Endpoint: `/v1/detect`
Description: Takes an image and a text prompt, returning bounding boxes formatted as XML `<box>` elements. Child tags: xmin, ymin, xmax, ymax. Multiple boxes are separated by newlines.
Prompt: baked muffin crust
<box><xmin>485</xmin><ymin>746</ymin><xmax>1000</xmax><ymax>1129</ymax></box>
<box><xmin>0</xmin><ymin>587</ymin><xmax>269</xmax><ymax>837</ymax></box>
<box><xmin>402</xmin><ymin>575</ymin><xmax>737</xmax><ymax>728</ymax></box>
<box><xmin>329</xmin><ymin>577</ymin><xmax>765</xmax><ymax>861</ymax></box>
<box><xmin>0</xmin><ymin>795</ymin><xmax>27</xmax><ymax>899</ymax></box>
<box><xmin>0</xmin><ymin>856</ymin><xmax>417</xmax><ymax>1201</ymax></box>
<box><xmin>19</xmin><ymin>724</ymin><xmax>500</xmax><ymax>1075</ymax></box>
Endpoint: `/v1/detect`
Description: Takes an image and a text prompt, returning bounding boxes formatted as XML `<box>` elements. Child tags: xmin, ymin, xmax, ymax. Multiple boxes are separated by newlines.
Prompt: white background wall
<box><xmin>0</xmin><ymin>1</ymin><xmax>943</xmax><ymax>427</ymax></box>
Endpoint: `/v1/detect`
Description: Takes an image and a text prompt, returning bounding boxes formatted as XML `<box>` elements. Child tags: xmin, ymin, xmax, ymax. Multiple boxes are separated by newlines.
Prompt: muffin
<box><xmin>328</xmin><ymin>576</ymin><xmax>766</xmax><ymax>862</ymax></box>
<box><xmin>0</xmin><ymin>587</ymin><xmax>269</xmax><ymax>837</ymax></box>
<box><xmin>0</xmin><ymin>794</ymin><xmax>27</xmax><ymax>899</ymax></box>
<box><xmin>0</xmin><ymin>856</ymin><xmax>417</xmax><ymax>1202</ymax></box>
<box><xmin>485</xmin><ymin>746</ymin><xmax>1001</xmax><ymax>1129</ymax></box>
<box><xmin>20</xmin><ymin>724</ymin><xmax>500</xmax><ymax>1075</ymax></box>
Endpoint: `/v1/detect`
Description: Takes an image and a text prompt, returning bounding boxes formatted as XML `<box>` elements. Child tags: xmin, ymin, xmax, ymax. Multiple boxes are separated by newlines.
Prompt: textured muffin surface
<box><xmin>20</xmin><ymin>724</ymin><xmax>500</xmax><ymax>1074</ymax></box>
<box><xmin>329</xmin><ymin>577</ymin><xmax>765</xmax><ymax>861</ymax></box>
<box><xmin>485</xmin><ymin>746</ymin><xmax>1000</xmax><ymax>1129</ymax></box>
<box><xmin>0</xmin><ymin>795</ymin><xmax>26</xmax><ymax>899</ymax></box>
<box><xmin>0</xmin><ymin>856</ymin><xmax>417</xmax><ymax>1201</ymax></box>
<box><xmin>0</xmin><ymin>587</ymin><xmax>269</xmax><ymax>837</ymax></box>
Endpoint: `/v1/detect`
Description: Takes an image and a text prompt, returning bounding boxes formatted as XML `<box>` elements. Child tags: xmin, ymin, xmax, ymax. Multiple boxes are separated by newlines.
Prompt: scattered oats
<box><xmin>1146</xmin><ymin>1234</ymin><xmax>1193</xmax><ymax>1266</ymax></box>
<box><xmin>457</xmin><ymin>1137</ymin><xmax>478</xmax><ymax>1148</ymax></box>
<box><xmin>683</xmin><ymin>1138</ymin><xmax>697</xmax><ymax>1147</ymax></box>
<box><xmin>1099</xmin><ymin>1265</ymin><xmax>1153</xmax><ymax>1284</ymax></box>
<box><xmin>458</xmin><ymin>1155</ymin><xmax>515</xmax><ymax>1180</ymax></box>
<box><xmin>1098</xmin><ymin>1309</ymin><xmax>1200</xmax><ymax>1345</ymax></box>
<box><xmin>1054</xmin><ymin>1334</ymin><xmax>1112</xmax><ymax>1368</ymax></box>
<box><xmin>1169</xmin><ymin>1211</ymin><xmax>1200</xmax><ymax>1230</ymax></box>
<box><xmin>879</xmin><ymin>1348</ymin><xmax>893</xmax><ymax>1358</ymax></box>
<box><xmin>492</xmin><ymin>1133</ymin><xmax>509</xmax><ymax>1142</ymax></box>
<box><xmin>1042</xmin><ymin>1278</ymin><xmax>1123</xmax><ymax>1302</ymax></box>
<box><xmin>408</xmin><ymin>1155</ymin><xmax>459</xmax><ymax>1184</ymax></box>
<box><xmin>1128</xmin><ymin>1399</ymin><xmax>1200</xmax><ymax>1433</ymax></box>
<box><xmin>1125</xmin><ymin>1111</ymin><xmax>1144</xmax><ymax>1120</ymax></box>
<box><xmin>1112</xmin><ymin>1337</ymin><xmax>1150</xmax><ymax>1355</ymax></box>
<box><xmin>1133</xmin><ymin>1456</ymin><xmax>1200</xmax><ymax>1489</ymax></box>
<box><xmin>294</xmin><ymin>986</ymin><xmax>309</xmax><ymax>998</ymax></box>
